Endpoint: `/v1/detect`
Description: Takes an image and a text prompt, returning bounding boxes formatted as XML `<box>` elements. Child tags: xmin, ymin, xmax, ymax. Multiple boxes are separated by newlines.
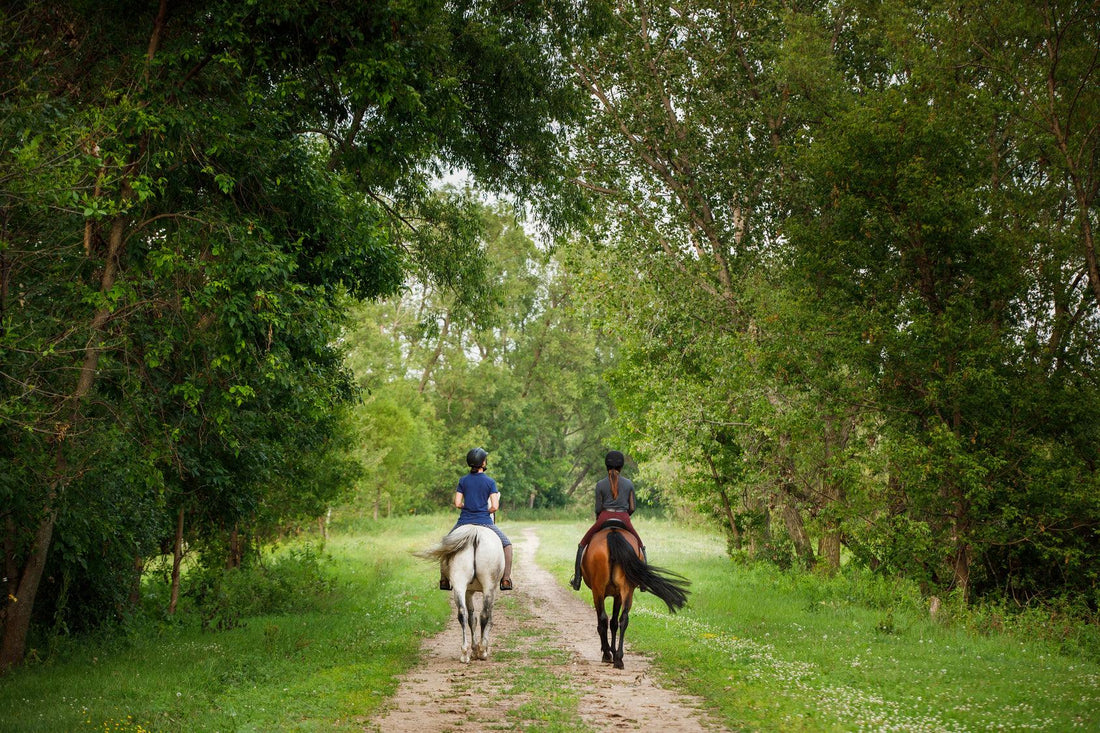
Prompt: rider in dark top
<box><xmin>570</xmin><ymin>450</ymin><xmax>645</xmax><ymax>590</ymax></box>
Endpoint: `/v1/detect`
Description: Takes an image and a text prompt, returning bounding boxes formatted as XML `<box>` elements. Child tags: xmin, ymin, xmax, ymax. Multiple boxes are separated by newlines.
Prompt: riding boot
<box><xmin>500</xmin><ymin>544</ymin><xmax>514</xmax><ymax>590</ymax></box>
<box><xmin>639</xmin><ymin>546</ymin><xmax>648</xmax><ymax>592</ymax></box>
<box><xmin>439</xmin><ymin>562</ymin><xmax>451</xmax><ymax>591</ymax></box>
<box><xmin>570</xmin><ymin>545</ymin><xmax>584</xmax><ymax>590</ymax></box>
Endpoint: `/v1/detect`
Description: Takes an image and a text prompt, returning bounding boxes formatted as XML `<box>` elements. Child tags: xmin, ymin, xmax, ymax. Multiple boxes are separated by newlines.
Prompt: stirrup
<box><xmin>439</xmin><ymin>579</ymin><xmax>451</xmax><ymax>591</ymax></box>
<box><xmin>499</xmin><ymin>578</ymin><xmax>514</xmax><ymax>591</ymax></box>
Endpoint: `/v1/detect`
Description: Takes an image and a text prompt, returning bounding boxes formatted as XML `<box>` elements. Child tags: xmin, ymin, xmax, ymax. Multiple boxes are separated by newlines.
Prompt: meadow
<box><xmin>0</xmin><ymin>515</ymin><xmax>1096</xmax><ymax>731</ymax></box>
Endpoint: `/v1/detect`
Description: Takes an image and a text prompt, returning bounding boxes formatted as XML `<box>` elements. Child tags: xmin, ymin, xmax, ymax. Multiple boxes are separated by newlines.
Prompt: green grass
<box><xmin>536</xmin><ymin>519</ymin><xmax>1100</xmax><ymax>731</ymax></box>
<box><xmin>2</xmin><ymin>516</ymin><xmax>1098</xmax><ymax>732</ymax></box>
<box><xmin>0</xmin><ymin>517</ymin><xmax>452</xmax><ymax>732</ymax></box>
<box><xmin>491</xmin><ymin>597</ymin><xmax>589</xmax><ymax>733</ymax></box>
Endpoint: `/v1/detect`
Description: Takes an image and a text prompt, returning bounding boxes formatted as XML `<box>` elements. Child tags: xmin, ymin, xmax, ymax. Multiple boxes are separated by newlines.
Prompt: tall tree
<box><xmin>0</xmin><ymin>0</ymin><xmax>581</xmax><ymax>672</ymax></box>
<box><xmin>563</xmin><ymin>0</ymin><xmax>1099</xmax><ymax>600</ymax></box>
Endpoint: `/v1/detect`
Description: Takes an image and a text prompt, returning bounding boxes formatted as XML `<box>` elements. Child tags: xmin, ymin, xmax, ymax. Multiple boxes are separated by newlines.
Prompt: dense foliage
<box><xmin>343</xmin><ymin>203</ymin><xmax>617</xmax><ymax>516</ymax></box>
<box><xmin>0</xmin><ymin>0</ymin><xmax>581</xmax><ymax>671</ymax></box>
<box><xmin>562</xmin><ymin>0</ymin><xmax>1099</xmax><ymax>606</ymax></box>
<box><xmin>2</xmin><ymin>0</ymin><xmax>1096</xmax><ymax>679</ymax></box>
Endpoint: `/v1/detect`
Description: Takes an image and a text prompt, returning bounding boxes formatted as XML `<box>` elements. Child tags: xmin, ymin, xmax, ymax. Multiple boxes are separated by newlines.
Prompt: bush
<box><xmin>945</xmin><ymin>593</ymin><xmax>1100</xmax><ymax>658</ymax></box>
<box><xmin>183</xmin><ymin>545</ymin><xmax>336</xmax><ymax>631</ymax></box>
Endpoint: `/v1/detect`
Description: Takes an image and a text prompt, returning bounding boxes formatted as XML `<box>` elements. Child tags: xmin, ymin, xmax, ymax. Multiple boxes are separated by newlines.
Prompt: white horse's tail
<box><xmin>414</xmin><ymin>524</ymin><xmax>482</xmax><ymax>564</ymax></box>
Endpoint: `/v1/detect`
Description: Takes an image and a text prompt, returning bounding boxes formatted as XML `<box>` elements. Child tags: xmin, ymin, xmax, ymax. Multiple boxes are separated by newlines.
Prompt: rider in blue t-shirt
<box><xmin>438</xmin><ymin>447</ymin><xmax>514</xmax><ymax>591</ymax></box>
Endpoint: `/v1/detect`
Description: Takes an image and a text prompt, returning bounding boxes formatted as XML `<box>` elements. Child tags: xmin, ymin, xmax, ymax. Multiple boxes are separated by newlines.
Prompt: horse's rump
<box><xmin>603</xmin><ymin>529</ymin><xmax>690</xmax><ymax>613</ymax></box>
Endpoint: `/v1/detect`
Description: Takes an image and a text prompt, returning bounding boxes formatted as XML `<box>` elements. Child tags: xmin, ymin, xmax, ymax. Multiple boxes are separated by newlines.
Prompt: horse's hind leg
<box><xmin>595</xmin><ymin>599</ymin><xmax>612</xmax><ymax>663</ymax></box>
<box><xmin>454</xmin><ymin>589</ymin><xmax>472</xmax><ymax>664</ymax></box>
<box><xmin>476</xmin><ymin>591</ymin><xmax>495</xmax><ymax>660</ymax></box>
<box><xmin>613</xmin><ymin>595</ymin><xmax>632</xmax><ymax>669</ymax></box>
<box><xmin>609</xmin><ymin>595</ymin><xmax>624</xmax><ymax>668</ymax></box>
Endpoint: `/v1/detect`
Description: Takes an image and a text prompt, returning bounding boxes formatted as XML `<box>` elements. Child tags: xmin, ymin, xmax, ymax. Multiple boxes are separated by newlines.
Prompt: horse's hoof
<box><xmin>602</xmin><ymin>653</ymin><xmax>613</xmax><ymax>663</ymax></box>
<box><xmin>614</xmin><ymin>659</ymin><xmax>625</xmax><ymax>670</ymax></box>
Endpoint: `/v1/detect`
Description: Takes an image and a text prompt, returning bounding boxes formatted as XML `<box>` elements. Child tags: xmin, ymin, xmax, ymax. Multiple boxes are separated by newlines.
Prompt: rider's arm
<box><xmin>628</xmin><ymin>488</ymin><xmax>636</xmax><ymax>515</ymax></box>
<box><xmin>489</xmin><ymin>491</ymin><xmax>500</xmax><ymax>514</ymax></box>
<box><xmin>453</xmin><ymin>491</ymin><xmax>464</xmax><ymax>510</ymax></box>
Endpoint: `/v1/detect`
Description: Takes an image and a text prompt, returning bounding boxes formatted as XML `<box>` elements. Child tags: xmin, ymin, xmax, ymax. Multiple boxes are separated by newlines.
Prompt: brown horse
<box><xmin>580</xmin><ymin>525</ymin><xmax>690</xmax><ymax>669</ymax></box>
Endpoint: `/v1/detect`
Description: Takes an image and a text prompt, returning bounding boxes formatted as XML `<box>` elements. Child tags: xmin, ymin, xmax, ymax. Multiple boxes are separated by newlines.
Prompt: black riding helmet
<box><xmin>604</xmin><ymin>450</ymin><xmax>625</xmax><ymax>470</ymax></box>
<box><xmin>466</xmin><ymin>447</ymin><xmax>488</xmax><ymax>471</ymax></box>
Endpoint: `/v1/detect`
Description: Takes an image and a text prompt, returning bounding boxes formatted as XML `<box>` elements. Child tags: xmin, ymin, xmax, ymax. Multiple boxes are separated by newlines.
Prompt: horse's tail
<box><xmin>606</xmin><ymin>530</ymin><xmax>690</xmax><ymax>613</ymax></box>
<box><xmin>415</xmin><ymin>525</ymin><xmax>479</xmax><ymax>564</ymax></box>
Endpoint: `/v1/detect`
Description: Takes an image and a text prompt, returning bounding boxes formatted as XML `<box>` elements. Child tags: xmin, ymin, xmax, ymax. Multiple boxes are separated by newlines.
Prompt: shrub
<box><xmin>183</xmin><ymin>545</ymin><xmax>336</xmax><ymax>631</ymax></box>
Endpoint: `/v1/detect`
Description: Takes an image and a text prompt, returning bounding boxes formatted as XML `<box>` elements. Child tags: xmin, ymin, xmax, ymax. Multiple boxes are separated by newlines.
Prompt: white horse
<box><xmin>417</xmin><ymin>525</ymin><xmax>505</xmax><ymax>663</ymax></box>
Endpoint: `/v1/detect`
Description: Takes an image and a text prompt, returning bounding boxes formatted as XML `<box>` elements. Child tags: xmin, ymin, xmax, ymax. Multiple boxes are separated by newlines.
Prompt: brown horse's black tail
<box><xmin>606</xmin><ymin>530</ymin><xmax>690</xmax><ymax>613</ymax></box>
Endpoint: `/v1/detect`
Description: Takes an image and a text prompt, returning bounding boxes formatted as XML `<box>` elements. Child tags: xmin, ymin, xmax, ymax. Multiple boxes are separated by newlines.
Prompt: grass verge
<box><xmin>3</xmin><ymin>516</ymin><xmax>1097</xmax><ymax>732</ymax></box>
<box><xmin>0</xmin><ymin>517</ymin><xmax>450</xmax><ymax>732</ymax></box>
<box><xmin>534</xmin><ymin>519</ymin><xmax>1100</xmax><ymax>732</ymax></box>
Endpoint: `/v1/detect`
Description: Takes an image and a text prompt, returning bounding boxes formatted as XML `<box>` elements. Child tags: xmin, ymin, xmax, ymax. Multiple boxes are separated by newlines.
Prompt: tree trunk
<box><xmin>0</xmin><ymin>6</ymin><xmax>167</xmax><ymax>673</ymax></box>
<box><xmin>521</xmin><ymin>302</ymin><xmax>558</xmax><ymax>398</ymax></box>
<box><xmin>0</xmin><ymin>219</ymin><xmax>127</xmax><ymax>672</ymax></box>
<box><xmin>563</xmin><ymin>463</ymin><xmax>592</xmax><ymax>498</ymax></box>
<box><xmin>716</xmin><ymin>487</ymin><xmax>741</xmax><ymax>550</ymax></box>
<box><xmin>226</xmin><ymin>526</ymin><xmax>242</xmax><ymax>569</ymax></box>
<box><xmin>706</xmin><ymin>452</ymin><xmax>741</xmax><ymax>550</ymax></box>
<box><xmin>168</xmin><ymin>508</ymin><xmax>185</xmax><ymax>615</ymax></box>
<box><xmin>0</xmin><ymin>510</ymin><xmax>56</xmax><ymax>673</ymax></box>
<box><xmin>2</xmin><ymin>516</ymin><xmax>17</xmax><ymax>608</ymax></box>
<box><xmin>953</xmin><ymin>545</ymin><xmax>971</xmax><ymax>602</ymax></box>
<box><xmin>128</xmin><ymin>555</ymin><xmax>144</xmax><ymax>608</ymax></box>
<box><xmin>819</xmin><ymin>532</ymin><xmax>840</xmax><ymax>571</ymax></box>
<box><xmin>745</xmin><ymin>492</ymin><xmax>770</xmax><ymax>559</ymax></box>
<box><xmin>780</xmin><ymin>498</ymin><xmax>815</xmax><ymax>569</ymax></box>
<box><xmin>952</xmin><ymin>495</ymin><xmax>972</xmax><ymax>602</ymax></box>
<box><xmin>418</xmin><ymin>311</ymin><xmax>450</xmax><ymax>393</ymax></box>
<box><xmin>819</xmin><ymin>414</ymin><xmax>843</xmax><ymax>572</ymax></box>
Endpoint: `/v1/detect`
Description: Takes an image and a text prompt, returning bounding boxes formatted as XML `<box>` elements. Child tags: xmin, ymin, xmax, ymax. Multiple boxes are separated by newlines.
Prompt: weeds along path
<box><xmin>366</xmin><ymin>526</ymin><xmax>723</xmax><ymax>732</ymax></box>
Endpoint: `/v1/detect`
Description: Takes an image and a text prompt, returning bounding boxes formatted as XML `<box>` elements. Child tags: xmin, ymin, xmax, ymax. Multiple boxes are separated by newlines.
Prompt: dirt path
<box><xmin>366</xmin><ymin>526</ymin><xmax>724</xmax><ymax>732</ymax></box>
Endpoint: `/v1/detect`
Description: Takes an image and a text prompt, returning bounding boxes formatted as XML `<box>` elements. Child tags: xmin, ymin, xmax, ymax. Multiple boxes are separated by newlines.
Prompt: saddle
<box><xmin>599</xmin><ymin>517</ymin><xmax>630</xmax><ymax>532</ymax></box>
<box><xmin>599</xmin><ymin>518</ymin><xmax>646</xmax><ymax>559</ymax></box>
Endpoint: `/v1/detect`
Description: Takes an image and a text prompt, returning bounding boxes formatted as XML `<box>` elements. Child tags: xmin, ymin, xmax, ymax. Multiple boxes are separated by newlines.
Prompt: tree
<box><xmin>343</xmin><ymin>202</ymin><xmax>616</xmax><ymax>514</ymax></box>
<box><xmin>563</xmin><ymin>0</ymin><xmax>1099</xmax><ymax>601</ymax></box>
<box><xmin>1</xmin><ymin>0</ymin><xmax>582</xmax><ymax>672</ymax></box>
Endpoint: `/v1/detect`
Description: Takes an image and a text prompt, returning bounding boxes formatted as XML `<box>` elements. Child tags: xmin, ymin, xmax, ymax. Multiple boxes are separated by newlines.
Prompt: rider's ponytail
<box><xmin>604</xmin><ymin>450</ymin><xmax>625</xmax><ymax>501</ymax></box>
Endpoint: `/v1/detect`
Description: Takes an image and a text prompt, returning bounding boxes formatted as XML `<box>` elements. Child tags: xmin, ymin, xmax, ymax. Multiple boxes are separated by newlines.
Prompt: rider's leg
<box><xmin>501</xmin><ymin>544</ymin><xmax>514</xmax><ymax>589</ymax></box>
<box><xmin>490</xmin><ymin>524</ymin><xmax>514</xmax><ymax>589</ymax></box>
<box><xmin>570</xmin><ymin>544</ymin><xmax>584</xmax><ymax>590</ymax></box>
